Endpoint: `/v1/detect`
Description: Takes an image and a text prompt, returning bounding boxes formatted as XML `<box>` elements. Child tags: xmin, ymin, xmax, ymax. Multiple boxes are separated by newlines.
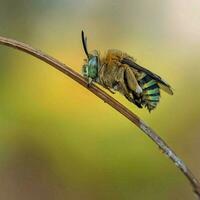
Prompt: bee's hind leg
<box><xmin>115</xmin><ymin>67</ymin><xmax>133</xmax><ymax>101</ymax></box>
<box><xmin>123</xmin><ymin>65</ymin><xmax>143</xmax><ymax>95</ymax></box>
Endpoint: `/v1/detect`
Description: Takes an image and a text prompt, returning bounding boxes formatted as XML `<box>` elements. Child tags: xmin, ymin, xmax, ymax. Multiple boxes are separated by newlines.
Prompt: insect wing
<box><xmin>122</xmin><ymin>58</ymin><xmax>173</xmax><ymax>95</ymax></box>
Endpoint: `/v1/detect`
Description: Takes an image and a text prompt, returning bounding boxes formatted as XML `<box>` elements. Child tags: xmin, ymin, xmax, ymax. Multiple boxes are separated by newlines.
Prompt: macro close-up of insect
<box><xmin>1</xmin><ymin>1</ymin><xmax>200</xmax><ymax>199</ymax></box>
<box><xmin>82</xmin><ymin>31</ymin><xmax>173</xmax><ymax>112</ymax></box>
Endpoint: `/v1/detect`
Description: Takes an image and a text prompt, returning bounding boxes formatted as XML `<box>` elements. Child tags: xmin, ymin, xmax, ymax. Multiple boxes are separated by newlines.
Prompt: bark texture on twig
<box><xmin>0</xmin><ymin>36</ymin><xmax>199</xmax><ymax>198</ymax></box>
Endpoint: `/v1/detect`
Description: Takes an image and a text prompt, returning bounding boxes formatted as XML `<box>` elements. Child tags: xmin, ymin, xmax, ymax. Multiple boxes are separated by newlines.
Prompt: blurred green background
<box><xmin>0</xmin><ymin>0</ymin><xmax>200</xmax><ymax>199</ymax></box>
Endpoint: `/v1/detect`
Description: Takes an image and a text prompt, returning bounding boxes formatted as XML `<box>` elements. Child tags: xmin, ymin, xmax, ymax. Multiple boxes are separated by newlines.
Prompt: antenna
<box><xmin>81</xmin><ymin>31</ymin><xmax>89</xmax><ymax>59</ymax></box>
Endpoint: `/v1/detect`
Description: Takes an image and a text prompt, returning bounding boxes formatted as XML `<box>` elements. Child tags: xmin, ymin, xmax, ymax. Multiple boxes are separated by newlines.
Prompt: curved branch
<box><xmin>0</xmin><ymin>36</ymin><xmax>199</xmax><ymax>198</ymax></box>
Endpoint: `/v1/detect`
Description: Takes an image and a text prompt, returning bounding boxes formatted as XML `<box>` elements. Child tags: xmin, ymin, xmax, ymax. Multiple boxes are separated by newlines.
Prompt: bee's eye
<box><xmin>88</xmin><ymin>56</ymin><xmax>98</xmax><ymax>68</ymax></box>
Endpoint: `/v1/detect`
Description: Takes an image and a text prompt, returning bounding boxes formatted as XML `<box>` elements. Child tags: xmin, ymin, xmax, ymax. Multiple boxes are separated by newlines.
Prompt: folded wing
<box><xmin>122</xmin><ymin>58</ymin><xmax>173</xmax><ymax>95</ymax></box>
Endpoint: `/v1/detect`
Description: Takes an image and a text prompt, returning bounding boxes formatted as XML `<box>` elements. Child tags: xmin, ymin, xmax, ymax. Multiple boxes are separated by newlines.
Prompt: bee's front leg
<box><xmin>98</xmin><ymin>64</ymin><xmax>115</xmax><ymax>94</ymax></box>
<box><xmin>87</xmin><ymin>77</ymin><xmax>93</xmax><ymax>87</ymax></box>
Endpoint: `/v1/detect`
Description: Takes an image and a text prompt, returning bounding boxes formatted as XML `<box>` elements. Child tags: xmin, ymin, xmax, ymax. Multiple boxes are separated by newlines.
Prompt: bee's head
<box><xmin>81</xmin><ymin>31</ymin><xmax>100</xmax><ymax>81</ymax></box>
<box><xmin>82</xmin><ymin>52</ymin><xmax>100</xmax><ymax>79</ymax></box>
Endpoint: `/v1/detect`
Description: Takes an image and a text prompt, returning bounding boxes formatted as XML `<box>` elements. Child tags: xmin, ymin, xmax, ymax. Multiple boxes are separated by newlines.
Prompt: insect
<box><xmin>81</xmin><ymin>31</ymin><xmax>173</xmax><ymax>112</ymax></box>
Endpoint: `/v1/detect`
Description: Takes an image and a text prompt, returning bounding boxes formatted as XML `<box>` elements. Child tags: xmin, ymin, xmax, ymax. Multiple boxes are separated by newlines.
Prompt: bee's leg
<box><xmin>123</xmin><ymin>65</ymin><xmax>143</xmax><ymax>94</ymax></box>
<box><xmin>115</xmin><ymin>67</ymin><xmax>133</xmax><ymax>101</ymax></box>
<box><xmin>87</xmin><ymin>77</ymin><xmax>93</xmax><ymax>87</ymax></box>
<box><xmin>104</xmin><ymin>86</ymin><xmax>115</xmax><ymax>94</ymax></box>
<box><xmin>99</xmin><ymin>65</ymin><xmax>115</xmax><ymax>94</ymax></box>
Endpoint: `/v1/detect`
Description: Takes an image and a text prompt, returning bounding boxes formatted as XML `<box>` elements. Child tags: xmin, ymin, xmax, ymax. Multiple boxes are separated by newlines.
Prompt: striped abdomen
<box><xmin>138</xmin><ymin>73</ymin><xmax>160</xmax><ymax>111</ymax></box>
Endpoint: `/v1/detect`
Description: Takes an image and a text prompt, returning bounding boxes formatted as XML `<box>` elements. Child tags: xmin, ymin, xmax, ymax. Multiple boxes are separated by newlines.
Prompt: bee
<box><xmin>81</xmin><ymin>31</ymin><xmax>173</xmax><ymax>112</ymax></box>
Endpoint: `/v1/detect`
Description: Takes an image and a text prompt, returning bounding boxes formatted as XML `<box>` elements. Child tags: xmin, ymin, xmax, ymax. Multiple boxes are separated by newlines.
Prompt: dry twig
<box><xmin>0</xmin><ymin>36</ymin><xmax>199</xmax><ymax>198</ymax></box>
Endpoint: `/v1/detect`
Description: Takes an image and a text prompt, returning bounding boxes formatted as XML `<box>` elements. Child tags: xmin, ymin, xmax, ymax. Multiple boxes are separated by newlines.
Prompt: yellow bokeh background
<box><xmin>0</xmin><ymin>0</ymin><xmax>200</xmax><ymax>199</ymax></box>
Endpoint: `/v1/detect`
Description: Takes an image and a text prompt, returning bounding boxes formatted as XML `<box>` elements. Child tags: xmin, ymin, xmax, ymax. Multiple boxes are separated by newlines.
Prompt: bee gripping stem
<box><xmin>0</xmin><ymin>35</ymin><xmax>199</xmax><ymax>199</ymax></box>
